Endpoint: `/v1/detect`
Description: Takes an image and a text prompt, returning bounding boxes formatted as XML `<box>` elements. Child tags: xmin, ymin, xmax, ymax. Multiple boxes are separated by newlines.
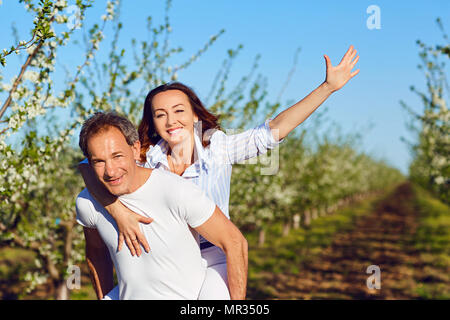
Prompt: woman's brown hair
<box><xmin>138</xmin><ymin>82</ymin><xmax>221</xmax><ymax>163</ymax></box>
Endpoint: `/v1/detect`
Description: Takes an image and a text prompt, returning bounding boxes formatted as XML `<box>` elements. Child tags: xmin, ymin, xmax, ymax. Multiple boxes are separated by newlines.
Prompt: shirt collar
<box><xmin>145</xmin><ymin>138</ymin><xmax>170</xmax><ymax>169</ymax></box>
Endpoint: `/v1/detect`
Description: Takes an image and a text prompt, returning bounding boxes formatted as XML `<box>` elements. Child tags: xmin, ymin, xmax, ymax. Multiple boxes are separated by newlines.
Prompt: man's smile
<box><xmin>105</xmin><ymin>175</ymin><xmax>124</xmax><ymax>186</ymax></box>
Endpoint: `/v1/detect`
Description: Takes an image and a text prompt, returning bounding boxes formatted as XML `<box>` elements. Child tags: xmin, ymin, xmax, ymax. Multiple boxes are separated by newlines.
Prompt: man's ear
<box><xmin>132</xmin><ymin>140</ymin><xmax>141</xmax><ymax>161</ymax></box>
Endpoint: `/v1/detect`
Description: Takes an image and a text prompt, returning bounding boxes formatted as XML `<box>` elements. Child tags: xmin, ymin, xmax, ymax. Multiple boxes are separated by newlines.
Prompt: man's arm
<box><xmin>83</xmin><ymin>227</ymin><xmax>114</xmax><ymax>300</ymax></box>
<box><xmin>194</xmin><ymin>207</ymin><xmax>248</xmax><ymax>300</ymax></box>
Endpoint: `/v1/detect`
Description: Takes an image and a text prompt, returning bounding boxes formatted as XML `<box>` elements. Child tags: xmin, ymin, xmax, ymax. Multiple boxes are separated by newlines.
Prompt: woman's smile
<box><xmin>167</xmin><ymin>127</ymin><xmax>183</xmax><ymax>136</ymax></box>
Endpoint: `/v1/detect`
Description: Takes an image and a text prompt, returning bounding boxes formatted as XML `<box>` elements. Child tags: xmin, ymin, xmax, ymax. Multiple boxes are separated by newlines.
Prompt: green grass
<box><xmin>70</xmin><ymin>288</ymin><xmax>97</xmax><ymax>300</ymax></box>
<box><xmin>410</xmin><ymin>184</ymin><xmax>450</xmax><ymax>299</ymax></box>
<box><xmin>0</xmin><ymin>246</ymin><xmax>97</xmax><ymax>300</ymax></box>
<box><xmin>0</xmin><ymin>247</ymin><xmax>36</xmax><ymax>281</ymax></box>
<box><xmin>0</xmin><ymin>246</ymin><xmax>37</xmax><ymax>299</ymax></box>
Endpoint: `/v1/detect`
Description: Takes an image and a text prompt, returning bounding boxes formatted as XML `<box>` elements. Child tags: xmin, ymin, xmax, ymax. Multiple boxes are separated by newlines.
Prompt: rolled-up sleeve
<box><xmin>261</xmin><ymin>118</ymin><xmax>284</xmax><ymax>147</ymax></box>
<box><xmin>212</xmin><ymin>118</ymin><xmax>284</xmax><ymax>165</ymax></box>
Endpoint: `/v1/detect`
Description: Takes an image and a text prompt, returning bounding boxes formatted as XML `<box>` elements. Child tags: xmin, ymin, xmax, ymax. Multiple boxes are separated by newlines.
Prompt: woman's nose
<box><xmin>166</xmin><ymin>112</ymin><xmax>178</xmax><ymax>126</ymax></box>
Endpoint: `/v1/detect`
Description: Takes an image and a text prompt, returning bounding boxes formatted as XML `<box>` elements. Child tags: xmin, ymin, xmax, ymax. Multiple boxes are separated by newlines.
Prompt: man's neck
<box><xmin>127</xmin><ymin>167</ymin><xmax>152</xmax><ymax>194</ymax></box>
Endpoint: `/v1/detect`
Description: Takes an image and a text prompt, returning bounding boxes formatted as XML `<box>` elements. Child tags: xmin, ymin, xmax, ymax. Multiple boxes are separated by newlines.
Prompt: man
<box><xmin>75</xmin><ymin>112</ymin><xmax>248</xmax><ymax>300</ymax></box>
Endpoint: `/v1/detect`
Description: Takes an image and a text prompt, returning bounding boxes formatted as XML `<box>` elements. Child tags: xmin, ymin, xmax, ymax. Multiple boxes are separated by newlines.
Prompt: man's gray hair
<box><xmin>79</xmin><ymin>111</ymin><xmax>139</xmax><ymax>159</ymax></box>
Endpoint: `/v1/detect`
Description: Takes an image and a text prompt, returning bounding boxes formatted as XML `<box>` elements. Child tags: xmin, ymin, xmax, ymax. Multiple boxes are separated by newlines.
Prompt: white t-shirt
<box><xmin>75</xmin><ymin>168</ymin><xmax>216</xmax><ymax>300</ymax></box>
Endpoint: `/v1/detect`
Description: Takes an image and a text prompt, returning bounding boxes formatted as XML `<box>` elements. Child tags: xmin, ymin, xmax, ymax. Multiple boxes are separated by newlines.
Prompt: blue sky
<box><xmin>1</xmin><ymin>0</ymin><xmax>449</xmax><ymax>175</ymax></box>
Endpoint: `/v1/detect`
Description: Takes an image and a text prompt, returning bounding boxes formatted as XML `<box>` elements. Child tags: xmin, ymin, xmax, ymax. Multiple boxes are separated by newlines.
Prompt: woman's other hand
<box><xmin>324</xmin><ymin>45</ymin><xmax>360</xmax><ymax>92</ymax></box>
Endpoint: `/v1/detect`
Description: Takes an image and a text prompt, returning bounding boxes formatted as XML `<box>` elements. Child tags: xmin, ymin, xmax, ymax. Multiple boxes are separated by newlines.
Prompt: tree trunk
<box><xmin>326</xmin><ymin>205</ymin><xmax>332</xmax><ymax>215</ymax></box>
<box><xmin>303</xmin><ymin>210</ymin><xmax>311</xmax><ymax>227</ymax></box>
<box><xmin>282</xmin><ymin>221</ymin><xmax>290</xmax><ymax>237</ymax></box>
<box><xmin>258</xmin><ymin>228</ymin><xmax>266</xmax><ymax>247</ymax></box>
<box><xmin>53</xmin><ymin>219</ymin><xmax>75</xmax><ymax>300</ymax></box>
<box><xmin>311</xmin><ymin>208</ymin><xmax>318</xmax><ymax>220</ymax></box>
<box><xmin>293</xmin><ymin>214</ymin><xmax>300</xmax><ymax>229</ymax></box>
<box><xmin>56</xmin><ymin>281</ymin><xmax>69</xmax><ymax>300</ymax></box>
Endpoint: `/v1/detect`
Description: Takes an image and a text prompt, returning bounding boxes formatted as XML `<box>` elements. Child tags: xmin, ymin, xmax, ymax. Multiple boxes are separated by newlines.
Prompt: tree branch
<box><xmin>0</xmin><ymin>40</ymin><xmax>44</xmax><ymax>120</ymax></box>
<box><xmin>0</xmin><ymin>222</ymin><xmax>41</xmax><ymax>251</ymax></box>
<box><xmin>0</xmin><ymin>8</ymin><xmax>56</xmax><ymax>121</ymax></box>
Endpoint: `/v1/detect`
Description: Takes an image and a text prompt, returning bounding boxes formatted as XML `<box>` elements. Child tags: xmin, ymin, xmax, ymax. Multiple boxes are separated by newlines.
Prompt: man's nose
<box><xmin>104</xmin><ymin>160</ymin><xmax>118</xmax><ymax>178</ymax></box>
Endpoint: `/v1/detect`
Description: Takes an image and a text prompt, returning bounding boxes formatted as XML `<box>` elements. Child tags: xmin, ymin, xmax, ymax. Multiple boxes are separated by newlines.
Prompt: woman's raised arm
<box><xmin>269</xmin><ymin>45</ymin><xmax>360</xmax><ymax>141</ymax></box>
<box><xmin>78</xmin><ymin>161</ymin><xmax>153</xmax><ymax>256</ymax></box>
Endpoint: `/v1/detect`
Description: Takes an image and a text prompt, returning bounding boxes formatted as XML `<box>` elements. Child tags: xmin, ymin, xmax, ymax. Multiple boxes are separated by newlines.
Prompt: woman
<box><xmin>79</xmin><ymin>45</ymin><xmax>360</xmax><ymax>299</ymax></box>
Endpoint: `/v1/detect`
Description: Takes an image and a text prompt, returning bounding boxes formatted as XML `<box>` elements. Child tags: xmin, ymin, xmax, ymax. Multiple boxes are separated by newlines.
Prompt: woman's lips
<box><xmin>167</xmin><ymin>127</ymin><xmax>183</xmax><ymax>135</ymax></box>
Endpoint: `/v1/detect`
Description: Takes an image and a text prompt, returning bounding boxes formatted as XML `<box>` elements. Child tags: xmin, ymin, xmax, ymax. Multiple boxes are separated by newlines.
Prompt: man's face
<box><xmin>87</xmin><ymin>126</ymin><xmax>141</xmax><ymax>196</ymax></box>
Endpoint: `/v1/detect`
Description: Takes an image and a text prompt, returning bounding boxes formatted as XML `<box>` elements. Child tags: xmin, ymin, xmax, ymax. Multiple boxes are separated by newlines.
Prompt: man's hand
<box><xmin>324</xmin><ymin>45</ymin><xmax>360</xmax><ymax>92</ymax></box>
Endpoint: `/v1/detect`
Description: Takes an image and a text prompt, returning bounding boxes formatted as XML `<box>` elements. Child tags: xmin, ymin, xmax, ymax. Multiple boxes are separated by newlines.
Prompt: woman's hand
<box><xmin>324</xmin><ymin>45</ymin><xmax>360</xmax><ymax>93</ymax></box>
<box><xmin>107</xmin><ymin>201</ymin><xmax>154</xmax><ymax>257</ymax></box>
<box><xmin>268</xmin><ymin>45</ymin><xmax>360</xmax><ymax>140</ymax></box>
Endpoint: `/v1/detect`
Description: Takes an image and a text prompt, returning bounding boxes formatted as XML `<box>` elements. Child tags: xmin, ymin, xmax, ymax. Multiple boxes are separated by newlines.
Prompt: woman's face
<box><xmin>151</xmin><ymin>89</ymin><xmax>199</xmax><ymax>148</ymax></box>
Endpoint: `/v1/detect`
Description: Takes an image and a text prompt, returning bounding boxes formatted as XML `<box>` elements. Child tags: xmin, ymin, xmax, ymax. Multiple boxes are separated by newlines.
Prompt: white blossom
<box><xmin>22</xmin><ymin>71</ymin><xmax>39</xmax><ymax>82</ymax></box>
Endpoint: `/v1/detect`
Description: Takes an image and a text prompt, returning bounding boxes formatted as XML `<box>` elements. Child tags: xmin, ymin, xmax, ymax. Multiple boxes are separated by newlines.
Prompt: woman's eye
<box><xmin>155</xmin><ymin>114</ymin><xmax>165</xmax><ymax>118</ymax></box>
<box><xmin>175</xmin><ymin>109</ymin><xmax>184</xmax><ymax>113</ymax></box>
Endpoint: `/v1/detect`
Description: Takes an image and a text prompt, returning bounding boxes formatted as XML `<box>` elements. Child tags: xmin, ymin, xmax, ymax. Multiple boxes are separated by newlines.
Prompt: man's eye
<box><xmin>175</xmin><ymin>109</ymin><xmax>184</xmax><ymax>113</ymax></box>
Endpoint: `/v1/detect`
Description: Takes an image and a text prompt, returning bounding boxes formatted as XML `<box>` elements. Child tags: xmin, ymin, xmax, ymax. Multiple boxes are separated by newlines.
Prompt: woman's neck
<box><xmin>167</xmin><ymin>133</ymin><xmax>195</xmax><ymax>171</ymax></box>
